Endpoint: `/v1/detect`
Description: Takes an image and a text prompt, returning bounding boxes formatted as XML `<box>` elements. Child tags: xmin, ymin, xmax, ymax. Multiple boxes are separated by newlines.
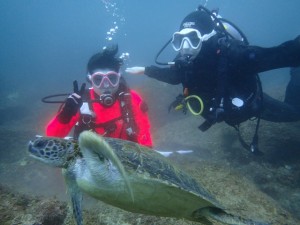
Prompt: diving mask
<box><xmin>171</xmin><ymin>28</ymin><xmax>216</xmax><ymax>52</ymax></box>
<box><xmin>90</xmin><ymin>71</ymin><xmax>121</xmax><ymax>88</ymax></box>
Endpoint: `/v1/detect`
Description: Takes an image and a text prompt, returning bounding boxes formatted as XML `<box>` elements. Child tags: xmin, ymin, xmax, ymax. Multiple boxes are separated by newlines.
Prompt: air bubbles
<box><xmin>101</xmin><ymin>0</ymin><xmax>125</xmax><ymax>42</ymax></box>
<box><xmin>106</xmin><ymin>25</ymin><xmax>119</xmax><ymax>41</ymax></box>
<box><xmin>119</xmin><ymin>52</ymin><xmax>130</xmax><ymax>61</ymax></box>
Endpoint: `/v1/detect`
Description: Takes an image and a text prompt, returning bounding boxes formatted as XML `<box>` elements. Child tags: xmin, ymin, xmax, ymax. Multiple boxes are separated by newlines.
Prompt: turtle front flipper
<box><xmin>193</xmin><ymin>207</ymin><xmax>271</xmax><ymax>225</ymax></box>
<box><xmin>63</xmin><ymin>168</ymin><xmax>83</xmax><ymax>225</ymax></box>
<box><xmin>78</xmin><ymin>131</ymin><xmax>134</xmax><ymax>201</ymax></box>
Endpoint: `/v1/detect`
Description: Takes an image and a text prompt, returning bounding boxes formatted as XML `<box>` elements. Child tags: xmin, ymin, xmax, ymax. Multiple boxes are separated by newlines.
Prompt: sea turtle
<box><xmin>28</xmin><ymin>131</ymin><xmax>268</xmax><ymax>225</ymax></box>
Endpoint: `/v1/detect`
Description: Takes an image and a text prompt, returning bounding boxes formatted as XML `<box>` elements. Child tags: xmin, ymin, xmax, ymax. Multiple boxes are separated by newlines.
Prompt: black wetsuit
<box><xmin>145</xmin><ymin>35</ymin><xmax>300</xmax><ymax>127</ymax></box>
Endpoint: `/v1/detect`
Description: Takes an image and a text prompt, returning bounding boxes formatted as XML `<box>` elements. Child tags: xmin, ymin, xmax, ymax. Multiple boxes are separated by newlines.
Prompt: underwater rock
<box><xmin>0</xmin><ymin>184</ymin><xmax>67</xmax><ymax>225</ymax></box>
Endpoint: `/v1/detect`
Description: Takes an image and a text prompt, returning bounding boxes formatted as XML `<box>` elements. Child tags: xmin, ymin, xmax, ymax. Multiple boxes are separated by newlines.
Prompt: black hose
<box><xmin>41</xmin><ymin>93</ymin><xmax>105</xmax><ymax>104</ymax></box>
<box><xmin>41</xmin><ymin>93</ymin><xmax>70</xmax><ymax>103</ymax></box>
<box><xmin>154</xmin><ymin>38</ymin><xmax>172</xmax><ymax>65</ymax></box>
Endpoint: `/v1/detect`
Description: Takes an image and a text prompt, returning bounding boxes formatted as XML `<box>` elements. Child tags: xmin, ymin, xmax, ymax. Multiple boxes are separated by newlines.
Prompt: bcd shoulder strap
<box><xmin>118</xmin><ymin>82</ymin><xmax>139</xmax><ymax>142</ymax></box>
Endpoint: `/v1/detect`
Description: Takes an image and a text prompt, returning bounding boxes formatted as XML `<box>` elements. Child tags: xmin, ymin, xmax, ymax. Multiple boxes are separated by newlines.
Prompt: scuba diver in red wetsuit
<box><xmin>46</xmin><ymin>44</ymin><xmax>153</xmax><ymax>147</ymax></box>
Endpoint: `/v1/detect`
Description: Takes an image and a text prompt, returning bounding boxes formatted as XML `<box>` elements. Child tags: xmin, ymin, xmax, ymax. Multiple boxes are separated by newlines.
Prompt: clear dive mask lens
<box><xmin>171</xmin><ymin>29</ymin><xmax>217</xmax><ymax>52</ymax></box>
<box><xmin>91</xmin><ymin>71</ymin><xmax>120</xmax><ymax>88</ymax></box>
<box><xmin>172</xmin><ymin>30</ymin><xmax>201</xmax><ymax>51</ymax></box>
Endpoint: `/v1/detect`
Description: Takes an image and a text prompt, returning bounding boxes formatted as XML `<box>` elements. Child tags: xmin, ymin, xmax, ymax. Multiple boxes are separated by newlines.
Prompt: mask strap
<box><xmin>201</xmin><ymin>29</ymin><xmax>217</xmax><ymax>41</ymax></box>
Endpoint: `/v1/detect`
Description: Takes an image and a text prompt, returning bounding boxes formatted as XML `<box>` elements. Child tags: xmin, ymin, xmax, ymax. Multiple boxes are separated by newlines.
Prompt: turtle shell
<box><xmin>104</xmin><ymin>137</ymin><xmax>221</xmax><ymax>208</ymax></box>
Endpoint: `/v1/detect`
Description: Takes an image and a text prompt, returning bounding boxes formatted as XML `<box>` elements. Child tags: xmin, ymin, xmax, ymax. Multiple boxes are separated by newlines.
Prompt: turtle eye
<box><xmin>97</xmin><ymin>154</ymin><xmax>105</xmax><ymax>162</ymax></box>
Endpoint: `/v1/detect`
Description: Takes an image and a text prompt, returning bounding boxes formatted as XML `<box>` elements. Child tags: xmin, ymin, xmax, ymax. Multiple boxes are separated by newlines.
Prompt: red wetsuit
<box><xmin>46</xmin><ymin>88</ymin><xmax>153</xmax><ymax>147</ymax></box>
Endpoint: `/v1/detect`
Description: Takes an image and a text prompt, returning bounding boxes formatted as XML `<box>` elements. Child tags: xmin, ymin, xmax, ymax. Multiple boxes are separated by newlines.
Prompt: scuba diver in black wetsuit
<box><xmin>126</xmin><ymin>6</ymin><xmax>300</xmax><ymax>154</ymax></box>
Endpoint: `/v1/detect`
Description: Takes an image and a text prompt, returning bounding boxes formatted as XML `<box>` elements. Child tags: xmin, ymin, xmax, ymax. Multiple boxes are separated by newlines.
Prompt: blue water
<box><xmin>1</xmin><ymin>0</ymin><xmax>300</xmax><ymax>94</ymax></box>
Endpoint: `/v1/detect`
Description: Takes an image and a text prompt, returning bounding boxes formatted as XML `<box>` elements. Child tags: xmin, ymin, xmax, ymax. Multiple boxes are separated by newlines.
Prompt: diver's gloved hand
<box><xmin>168</xmin><ymin>94</ymin><xmax>187</xmax><ymax>114</ymax></box>
<box><xmin>125</xmin><ymin>67</ymin><xmax>145</xmax><ymax>75</ymax></box>
<box><xmin>57</xmin><ymin>80</ymin><xmax>86</xmax><ymax>124</ymax></box>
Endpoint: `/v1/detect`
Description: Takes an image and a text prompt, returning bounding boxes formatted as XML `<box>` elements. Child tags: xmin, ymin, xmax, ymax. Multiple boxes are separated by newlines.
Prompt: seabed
<box><xmin>0</xmin><ymin>80</ymin><xmax>300</xmax><ymax>225</ymax></box>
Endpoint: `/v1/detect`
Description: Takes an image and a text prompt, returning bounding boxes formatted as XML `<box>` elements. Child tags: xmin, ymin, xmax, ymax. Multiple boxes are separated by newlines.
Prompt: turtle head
<box><xmin>28</xmin><ymin>136</ymin><xmax>78</xmax><ymax>168</ymax></box>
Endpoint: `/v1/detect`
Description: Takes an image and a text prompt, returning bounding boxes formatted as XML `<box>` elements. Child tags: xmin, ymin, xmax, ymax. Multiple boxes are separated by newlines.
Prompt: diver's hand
<box><xmin>73</xmin><ymin>80</ymin><xmax>86</xmax><ymax>97</ymax></box>
<box><xmin>57</xmin><ymin>81</ymin><xmax>86</xmax><ymax>123</ymax></box>
<box><xmin>67</xmin><ymin>80</ymin><xmax>86</xmax><ymax>110</ymax></box>
<box><xmin>125</xmin><ymin>67</ymin><xmax>145</xmax><ymax>75</ymax></box>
